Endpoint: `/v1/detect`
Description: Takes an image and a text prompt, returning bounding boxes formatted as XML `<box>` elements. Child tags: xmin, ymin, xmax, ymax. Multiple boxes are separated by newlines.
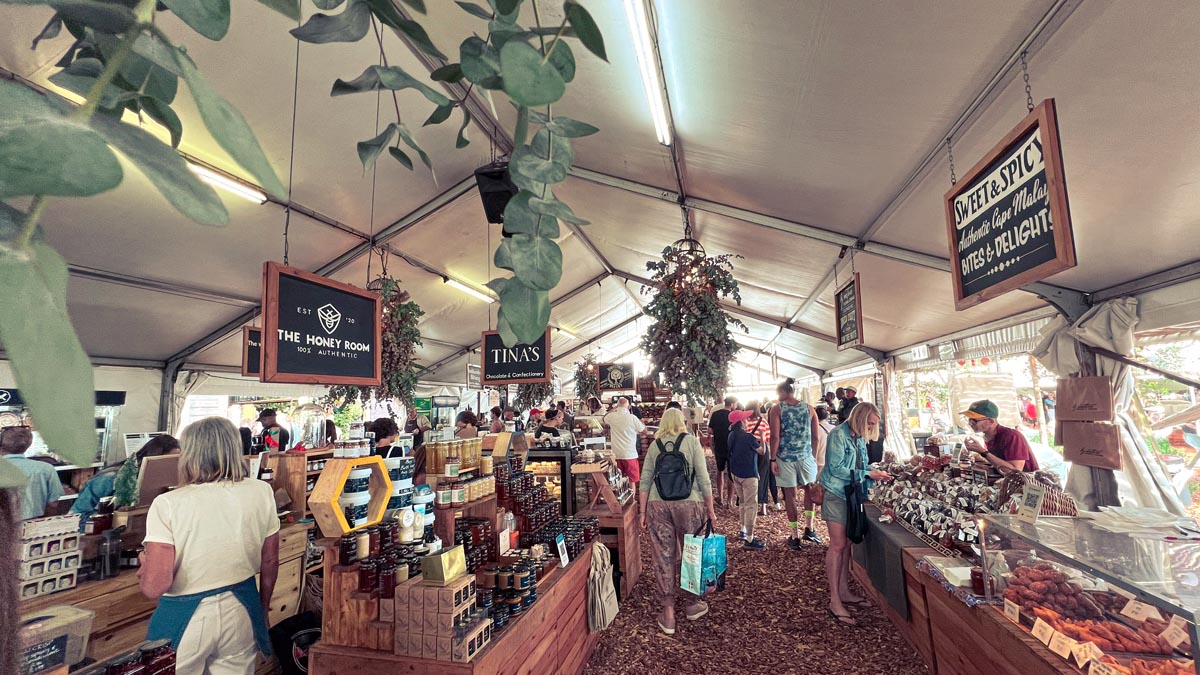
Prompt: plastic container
<box><xmin>384</xmin><ymin>457</ymin><xmax>403</xmax><ymax>481</ymax></box>
<box><xmin>338</xmin><ymin>491</ymin><xmax>371</xmax><ymax>527</ymax></box>
<box><xmin>18</xmin><ymin>605</ymin><xmax>96</xmax><ymax>667</ymax></box>
<box><xmin>345</xmin><ymin>467</ymin><xmax>372</xmax><ymax>494</ymax></box>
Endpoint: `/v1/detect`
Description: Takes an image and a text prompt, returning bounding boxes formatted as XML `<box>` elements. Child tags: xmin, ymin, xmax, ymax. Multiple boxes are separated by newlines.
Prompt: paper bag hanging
<box><xmin>1056</xmin><ymin>377</ymin><xmax>1114</xmax><ymax>422</ymax></box>
<box><xmin>1061</xmin><ymin>421</ymin><xmax>1122</xmax><ymax>470</ymax></box>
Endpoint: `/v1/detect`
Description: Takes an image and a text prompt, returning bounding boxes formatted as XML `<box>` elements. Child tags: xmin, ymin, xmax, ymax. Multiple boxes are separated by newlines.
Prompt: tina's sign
<box><xmin>944</xmin><ymin>99</ymin><xmax>1076</xmax><ymax>310</ymax></box>
<box><xmin>481</xmin><ymin>329</ymin><xmax>551</xmax><ymax>385</ymax></box>
<box><xmin>261</xmin><ymin>262</ymin><xmax>382</xmax><ymax>386</ymax></box>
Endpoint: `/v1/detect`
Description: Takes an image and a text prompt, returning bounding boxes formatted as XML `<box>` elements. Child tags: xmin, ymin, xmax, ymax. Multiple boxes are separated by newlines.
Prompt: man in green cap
<box><xmin>961</xmin><ymin>400</ymin><xmax>1039</xmax><ymax>472</ymax></box>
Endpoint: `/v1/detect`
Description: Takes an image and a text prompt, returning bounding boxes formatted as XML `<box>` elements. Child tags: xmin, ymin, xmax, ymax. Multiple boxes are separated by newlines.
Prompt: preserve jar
<box><xmin>435</xmin><ymin>483</ymin><xmax>453</xmax><ymax>508</ymax></box>
<box><xmin>138</xmin><ymin>638</ymin><xmax>175</xmax><ymax>675</ymax></box>
<box><xmin>358</xmin><ymin>559</ymin><xmax>379</xmax><ymax>593</ymax></box>
<box><xmin>106</xmin><ymin>653</ymin><xmax>145</xmax><ymax>675</ymax></box>
<box><xmin>339</xmin><ymin>534</ymin><xmax>357</xmax><ymax>563</ymax></box>
<box><xmin>378</xmin><ymin>561</ymin><xmax>397</xmax><ymax>597</ymax></box>
<box><xmin>367</xmin><ymin>526</ymin><xmax>381</xmax><ymax>558</ymax></box>
<box><xmin>451</xmin><ymin>481</ymin><xmax>466</xmax><ymax>507</ymax></box>
<box><xmin>445</xmin><ymin>453</ymin><xmax>461</xmax><ymax>478</ymax></box>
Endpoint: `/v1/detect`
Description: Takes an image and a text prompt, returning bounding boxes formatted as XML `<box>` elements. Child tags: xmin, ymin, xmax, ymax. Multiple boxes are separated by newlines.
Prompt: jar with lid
<box><xmin>497</xmin><ymin>566</ymin><xmax>515</xmax><ymax>590</ymax></box>
<box><xmin>435</xmin><ymin>482</ymin><xmax>453</xmax><ymax>509</ymax></box>
<box><xmin>378</xmin><ymin>560</ymin><xmax>397</xmax><ymax>597</ymax></box>
<box><xmin>445</xmin><ymin>452</ymin><xmax>461</xmax><ymax>478</ymax></box>
<box><xmin>451</xmin><ymin>481</ymin><xmax>466</xmax><ymax>507</ymax></box>
<box><xmin>138</xmin><ymin>638</ymin><xmax>175</xmax><ymax>675</ymax></box>
<box><xmin>339</xmin><ymin>534</ymin><xmax>357</xmax><ymax>564</ymax></box>
<box><xmin>367</xmin><ymin>526</ymin><xmax>382</xmax><ymax>558</ymax></box>
<box><xmin>358</xmin><ymin>559</ymin><xmax>379</xmax><ymax>593</ymax></box>
<box><xmin>106</xmin><ymin>653</ymin><xmax>146</xmax><ymax>675</ymax></box>
<box><xmin>259</xmin><ymin>466</ymin><xmax>274</xmax><ymax>482</ymax></box>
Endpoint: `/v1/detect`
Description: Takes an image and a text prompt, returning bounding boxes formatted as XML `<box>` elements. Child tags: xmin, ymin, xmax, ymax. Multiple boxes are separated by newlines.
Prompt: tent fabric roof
<box><xmin>3</xmin><ymin>1</ymin><xmax>1200</xmax><ymax>388</ymax></box>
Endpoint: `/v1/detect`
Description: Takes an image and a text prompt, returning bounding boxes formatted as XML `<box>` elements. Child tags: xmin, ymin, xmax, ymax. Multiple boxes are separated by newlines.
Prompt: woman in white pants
<box><xmin>139</xmin><ymin>417</ymin><xmax>280</xmax><ymax>674</ymax></box>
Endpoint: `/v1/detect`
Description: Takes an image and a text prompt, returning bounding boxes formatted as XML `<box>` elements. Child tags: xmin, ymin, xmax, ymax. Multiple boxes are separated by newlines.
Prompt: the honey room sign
<box><xmin>242</xmin><ymin>326</ymin><xmax>262</xmax><ymax>378</ymax></box>
<box><xmin>481</xmin><ymin>328</ymin><xmax>551</xmax><ymax>385</ymax></box>
<box><xmin>944</xmin><ymin>99</ymin><xmax>1076</xmax><ymax>310</ymax></box>
<box><xmin>261</xmin><ymin>262</ymin><xmax>382</xmax><ymax>386</ymax></box>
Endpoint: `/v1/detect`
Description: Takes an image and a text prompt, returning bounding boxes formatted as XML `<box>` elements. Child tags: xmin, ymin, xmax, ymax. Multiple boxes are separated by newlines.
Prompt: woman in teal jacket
<box><xmin>71</xmin><ymin>435</ymin><xmax>179</xmax><ymax>527</ymax></box>
<box><xmin>818</xmin><ymin>402</ymin><xmax>891</xmax><ymax>626</ymax></box>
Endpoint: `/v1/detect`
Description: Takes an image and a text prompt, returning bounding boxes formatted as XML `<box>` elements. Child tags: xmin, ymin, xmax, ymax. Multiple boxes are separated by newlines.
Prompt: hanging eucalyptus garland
<box><xmin>640</xmin><ymin>245</ymin><xmax>747</xmax><ymax>404</ymax></box>
<box><xmin>325</xmin><ymin>277</ymin><xmax>424</xmax><ymax>410</ymax></box>
<box><xmin>573</xmin><ymin>352</ymin><xmax>599</xmax><ymax>402</ymax></box>
<box><xmin>514</xmin><ymin>381</ymin><xmax>555</xmax><ymax>412</ymax></box>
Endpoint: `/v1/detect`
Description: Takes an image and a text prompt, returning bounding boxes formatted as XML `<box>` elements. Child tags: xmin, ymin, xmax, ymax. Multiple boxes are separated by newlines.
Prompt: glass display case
<box><xmin>525</xmin><ymin>447</ymin><xmax>576</xmax><ymax>516</ymax></box>
<box><xmin>984</xmin><ymin>514</ymin><xmax>1200</xmax><ymax>664</ymax></box>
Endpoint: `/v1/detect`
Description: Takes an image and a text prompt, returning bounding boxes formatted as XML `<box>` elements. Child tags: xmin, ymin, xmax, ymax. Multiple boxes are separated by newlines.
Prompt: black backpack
<box><xmin>653</xmin><ymin>433</ymin><xmax>693</xmax><ymax>501</ymax></box>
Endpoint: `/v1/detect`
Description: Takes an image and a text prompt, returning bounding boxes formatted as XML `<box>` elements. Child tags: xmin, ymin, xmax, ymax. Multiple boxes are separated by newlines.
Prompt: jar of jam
<box><xmin>970</xmin><ymin>567</ymin><xmax>990</xmax><ymax>596</ymax></box>
<box><xmin>359</xmin><ymin>559</ymin><xmax>379</xmax><ymax>593</ymax></box>
<box><xmin>497</xmin><ymin>566</ymin><xmax>515</xmax><ymax>590</ymax></box>
<box><xmin>435</xmin><ymin>483</ymin><xmax>453</xmax><ymax>509</ymax></box>
<box><xmin>477</xmin><ymin>588</ymin><xmax>494</xmax><ymax>610</ymax></box>
<box><xmin>367</xmin><ymin>526</ymin><xmax>382</xmax><ymax>558</ymax></box>
<box><xmin>479</xmin><ymin>565</ymin><xmax>497</xmax><ymax>589</ymax></box>
<box><xmin>445</xmin><ymin>453</ymin><xmax>461</xmax><ymax>478</ymax></box>
<box><xmin>514</xmin><ymin>566</ymin><xmax>531</xmax><ymax>590</ymax></box>
<box><xmin>138</xmin><ymin>638</ymin><xmax>175</xmax><ymax>675</ymax></box>
<box><xmin>507</xmin><ymin>594</ymin><xmax>524</xmax><ymax>616</ymax></box>
<box><xmin>378</xmin><ymin>561</ymin><xmax>397</xmax><ymax>597</ymax></box>
<box><xmin>355</xmin><ymin>528</ymin><xmax>371</xmax><ymax>558</ymax></box>
<box><xmin>451</xmin><ymin>481</ymin><xmax>466</xmax><ymax>507</ymax></box>
<box><xmin>520</xmin><ymin>589</ymin><xmax>533</xmax><ymax>609</ymax></box>
<box><xmin>106</xmin><ymin>653</ymin><xmax>146</xmax><ymax>675</ymax></box>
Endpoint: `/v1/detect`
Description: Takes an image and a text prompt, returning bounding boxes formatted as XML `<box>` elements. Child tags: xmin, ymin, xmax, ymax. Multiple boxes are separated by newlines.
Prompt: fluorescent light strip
<box><xmin>623</xmin><ymin>0</ymin><xmax>672</xmax><ymax>145</ymax></box>
<box><xmin>445</xmin><ymin>277</ymin><xmax>496</xmax><ymax>304</ymax></box>
<box><xmin>554</xmin><ymin>326</ymin><xmax>581</xmax><ymax>341</ymax></box>
<box><xmin>187</xmin><ymin>162</ymin><xmax>267</xmax><ymax>204</ymax></box>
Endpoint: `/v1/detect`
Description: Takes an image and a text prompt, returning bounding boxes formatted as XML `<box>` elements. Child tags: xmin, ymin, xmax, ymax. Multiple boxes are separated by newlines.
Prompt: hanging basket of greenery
<box><xmin>514</xmin><ymin>381</ymin><xmax>555</xmax><ymax>412</ymax></box>
<box><xmin>574</xmin><ymin>353</ymin><xmax>599</xmax><ymax>402</ymax></box>
<box><xmin>639</xmin><ymin>243</ymin><xmax>747</xmax><ymax>403</ymax></box>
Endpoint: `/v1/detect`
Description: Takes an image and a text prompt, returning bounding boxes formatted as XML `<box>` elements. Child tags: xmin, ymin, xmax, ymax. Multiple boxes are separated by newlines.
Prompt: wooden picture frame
<box><xmin>261</xmin><ymin>261</ymin><xmax>382</xmax><ymax>386</ymax></box>
<box><xmin>943</xmin><ymin>98</ymin><xmax>1076</xmax><ymax>311</ymax></box>
<box><xmin>480</xmin><ymin>328</ymin><xmax>552</xmax><ymax>385</ymax></box>
<box><xmin>835</xmin><ymin>273</ymin><xmax>864</xmax><ymax>351</ymax></box>
<box><xmin>241</xmin><ymin>326</ymin><xmax>262</xmax><ymax>378</ymax></box>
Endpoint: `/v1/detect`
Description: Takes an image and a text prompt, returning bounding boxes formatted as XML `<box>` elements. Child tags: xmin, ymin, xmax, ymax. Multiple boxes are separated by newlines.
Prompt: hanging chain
<box><xmin>945</xmin><ymin>137</ymin><xmax>957</xmax><ymax>185</ymax></box>
<box><xmin>1020</xmin><ymin>51</ymin><xmax>1034</xmax><ymax>112</ymax></box>
<box><xmin>282</xmin><ymin>31</ymin><xmax>301</xmax><ymax>266</ymax></box>
<box><xmin>850</xmin><ymin>248</ymin><xmax>856</xmax><ymax>276</ymax></box>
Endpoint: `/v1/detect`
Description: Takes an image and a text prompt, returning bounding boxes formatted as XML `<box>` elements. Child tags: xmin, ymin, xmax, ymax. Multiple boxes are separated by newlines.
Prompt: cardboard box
<box><xmin>1057</xmin><ymin>377</ymin><xmax>1114</xmax><ymax>422</ymax></box>
<box><xmin>407</xmin><ymin>634</ymin><xmax>422</xmax><ymax>658</ymax></box>
<box><xmin>437</xmin><ymin>636</ymin><xmax>452</xmax><ymax>661</ymax></box>
<box><xmin>436</xmin><ymin>575</ymin><xmax>475</xmax><ymax>613</ymax></box>
<box><xmin>393</xmin><ymin>630</ymin><xmax>409</xmax><ymax>656</ymax></box>
<box><xmin>452</xmin><ymin>619</ymin><xmax>492</xmax><ymax>663</ymax></box>
<box><xmin>394</xmin><ymin>608</ymin><xmax>409</xmax><ymax>634</ymax></box>
<box><xmin>1062</xmin><ymin>421</ymin><xmax>1122</xmax><ymax>470</ymax></box>
<box><xmin>421</xmin><ymin>634</ymin><xmax>438</xmax><ymax>660</ymax></box>
<box><xmin>378</xmin><ymin>598</ymin><xmax>395</xmax><ymax>623</ymax></box>
<box><xmin>423</xmin><ymin>585</ymin><xmax>441</xmax><ymax>613</ymax></box>
<box><xmin>420</xmin><ymin>545</ymin><xmax>467</xmax><ymax>585</ymax></box>
<box><xmin>407</xmin><ymin>610</ymin><xmax>423</xmax><ymax>635</ymax></box>
<box><xmin>19</xmin><ymin>605</ymin><xmax>94</xmax><ymax>674</ymax></box>
<box><xmin>421</xmin><ymin>609</ymin><xmax>439</xmax><ymax>635</ymax></box>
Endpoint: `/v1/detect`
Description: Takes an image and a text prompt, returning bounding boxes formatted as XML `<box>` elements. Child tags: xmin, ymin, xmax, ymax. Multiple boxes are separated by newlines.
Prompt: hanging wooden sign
<box><xmin>835</xmin><ymin>273</ymin><xmax>864</xmax><ymax>351</ymax></box>
<box><xmin>466</xmin><ymin>363</ymin><xmax>482</xmax><ymax>390</ymax></box>
<box><xmin>480</xmin><ymin>329</ymin><xmax>551</xmax><ymax>385</ymax></box>
<box><xmin>261</xmin><ymin>262</ymin><xmax>382</xmax><ymax>386</ymax></box>
<box><xmin>944</xmin><ymin>98</ymin><xmax>1076</xmax><ymax>310</ymax></box>
<box><xmin>597</xmin><ymin>363</ymin><xmax>635</xmax><ymax>391</ymax></box>
<box><xmin>241</xmin><ymin>326</ymin><xmax>262</xmax><ymax>378</ymax></box>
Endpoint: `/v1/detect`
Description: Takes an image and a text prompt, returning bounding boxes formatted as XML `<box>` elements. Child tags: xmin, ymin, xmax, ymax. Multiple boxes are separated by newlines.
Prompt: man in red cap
<box><xmin>961</xmin><ymin>399</ymin><xmax>1039</xmax><ymax>472</ymax></box>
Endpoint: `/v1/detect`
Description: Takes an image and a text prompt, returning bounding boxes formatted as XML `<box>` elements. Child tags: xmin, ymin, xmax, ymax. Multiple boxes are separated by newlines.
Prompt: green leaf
<box><xmin>545</xmin><ymin>38</ymin><xmax>575</xmax><ymax>83</ymax></box>
<box><xmin>501</xmin><ymin>191</ymin><xmax>558</xmax><ymax>238</ymax></box>
<box><xmin>486</xmin><ymin>0</ymin><xmax>520</xmax><ymax>22</ymax></box>
<box><xmin>173</xmin><ymin>50</ymin><xmax>287</xmax><ymax>198</ymax></box>
<box><xmin>331</xmin><ymin>65</ymin><xmax>451</xmax><ymax>107</ymax></box>
<box><xmin>459</xmin><ymin>36</ymin><xmax>500</xmax><ymax>85</ymax></box>
<box><xmin>160</xmin><ymin>0</ymin><xmax>230</xmax><ymax>40</ymax></box>
<box><xmin>313</xmin><ymin>0</ymin><xmax>344</xmax><ymax>8</ymax></box>
<box><xmin>77</xmin><ymin>95</ymin><xmax>227</xmax><ymax>225</ymax></box>
<box><xmin>510</xmin><ymin>142</ymin><xmax>566</xmax><ymax>184</ymax></box>
<box><xmin>493</xmin><ymin>238</ymin><xmax>514</xmax><ymax>270</ymax></box>
<box><xmin>139</xmin><ymin>96</ymin><xmax>183</xmax><ymax>148</ymax></box>
<box><xmin>509</xmin><ymin>233</ymin><xmax>562</xmax><ymax>290</ymax></box>
<box><xmin>256</xmin><ymin>0</ymin><xmax>301</xmax><ymax>20</ymax></box>
<box><xmin>388</xmin><ymin>146</ymin><xmax>413</xmax><ymax>170</ymax></box>
<box><xmin>500</xmin><ymin>40</ymin><xmax>564</xmax><ymax>107</ymax></box>
<box><xmin>0</xmin><ymin>457</ymin><xmax>26</xmax><ymax>489</ymax></box>
<box><xmin>488</xmin><ymin>19</ymin><xmax>523</xmax><ymax>50</ymax></box>
<box><xmin>455</xmin><ymin>108</ymin><xmax>471</xmax><ymax>148</ymax></box>
<box><xmin>41</xmin><ymin>0</ymin><xmax>136</xmax><ymax>34</ymax></box>
<box><xmin>455</xmin><ymin>1</ymin><xmax>491</xmax><ymax>20</ymax></box>
<box><xmin>356</xmin><ymin>124</ymin><xmax>397</xmax><ymax>172</ymax></box>
<box><xmin>423</xmin><ymin>103</ymin><xmax>453</xmax><ymax>126</ymax></box>
<box><xmin>127</xmin><ymin>32</ymin><xmax>184</xmax><ymax>77</ymax></box>
<box><xmin>493</xmin><ymin>276</ymin><xmax>550</xmax><ymax>345</ymax></box>
<box><xmin>485</xmin><ymin>277</ymin><xmax>510</xmax><ymax>297</ymax></box>
<box><xmin>531</xmin><ymin>127</ymin><xmax>573</xmax><ymax>168</ymax></box>
<box><xmin>522</xmin><ymin>26</ymin><xmax>576</xmax><ymax>37</ymax></box>
<box><xmin>399</xmin><ymin>0</ymin><xmax>425</xmax><ymax>12</ymax></box>
<box><xmin>290</xmin><ymin>0</ymin><xmax>370</xmax><ymax>43</ymax></box>
<box><xmin>529</xmin><ymin>194</ymin><xmax>587</xmax><ymax>225</ymax></box>
<box><xmin>0</xmin><ymin>80</ymin><xmax>122</xmax><ymax>198</ymax></box>
<box><xmin>119</xmin><ymin>50</ymin><xmax>178</xmax><ymax>104</ymax></box>
<box><xmin>0</xmin><ymin>203</ymin><xmax>42</xmax><ymax>242</ymax></box>
<box><xmin>31</xmin><ymin>15</ymin><xmax>62</xmax><ymax>50</ymax></box>
<box><xmin>367</xmin><ymin>0</ymin><xmax>447</xmax><ymax>60</ymax></box>
<box><xmin>546</xmin><ymin>115</ymin><xmax>597</xmax><ymax>137</ymax></box>
<box><xmin>48</xmin><ymin>58</ymin><xmax>124</xmax><ymax>108</ymax></box>
<box><xmin>430</xmin><ymin>63</ymin><xmax>464</xmax><ymax>83</ymax></box>
<box><xmin>497</xmin><ymin>309</ymin><xmax>520</xmax><ymax>348</ymax></box>
<box><xmin>564</xmin><ymin>0</ymin><xmax>606</xmax><ymax>62</ymax></box>
<box><xmin>0</xmin><ymin>240</ymin><xmax>97</xmax><ymax>466</ymax></box>
<box><xmin>395</xmin><ymin>123</ymin><xmax>432</xmax><ymax>169</ymax></box>
<box><xmin>494</xmin><ymin>0</ymin><xmax>520</xmax><ymax>15</ymax></box>
<box><xmin>508</xmin><ymin>165</ymin><xmax>544</xmax><ymax>194</ymax></box>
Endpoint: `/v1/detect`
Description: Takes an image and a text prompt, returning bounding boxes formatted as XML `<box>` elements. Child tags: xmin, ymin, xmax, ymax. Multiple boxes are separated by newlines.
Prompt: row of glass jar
<box><xmin>75</xmin><ymin>639</ymin><xmax>175</xmax><ymax>675</ymax></box>
<box><xmin>332</xmin><ymin>437</ymin><xmax>374</xmax><ymax>458</ymax></box>
<box><xmin>434</xmin><ymin>474</ymin><xmax>496</xmax><ymax>508</ymax></box>
<box><xmin>426</xmin><ymin>437</ymin><xmax>483</xmax><ymax>475</ymax></box>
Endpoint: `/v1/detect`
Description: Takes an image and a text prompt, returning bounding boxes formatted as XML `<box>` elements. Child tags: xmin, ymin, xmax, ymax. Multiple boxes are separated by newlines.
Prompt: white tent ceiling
<box><xmin>2</xmin><ymin>0</ymin><xmax>1200</xmax><ymax>391</ymax></box>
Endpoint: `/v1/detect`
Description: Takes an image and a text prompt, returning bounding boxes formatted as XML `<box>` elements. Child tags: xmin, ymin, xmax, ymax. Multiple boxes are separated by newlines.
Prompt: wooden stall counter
<box><xmin>309</xmin><ymin>544</ymin><xmax>601</xmax><ymax>675</ymax></box>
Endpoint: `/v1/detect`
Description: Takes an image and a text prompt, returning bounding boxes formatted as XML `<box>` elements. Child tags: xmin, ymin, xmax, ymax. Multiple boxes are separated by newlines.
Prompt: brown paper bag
<box><xmin>1056</xmin><ymin>377</ymin><xmax>1115</xmax><ymax>422</ymax></box>
<box><xmin>1061</xmin><ymin>421</ymin><xmax>1122</xmax><ymax>470</ymax></box>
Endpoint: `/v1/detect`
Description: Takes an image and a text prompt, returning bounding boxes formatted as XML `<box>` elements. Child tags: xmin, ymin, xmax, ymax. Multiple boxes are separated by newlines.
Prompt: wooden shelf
<box><xmin>306</xmin><ymin>562</ymin><xmax>324</xmax><ymax>574</ymax></box>
<box><xmin>307</xmin><ymin>470</ymin><xmax>323</xmax><ymax>476</ymax></box>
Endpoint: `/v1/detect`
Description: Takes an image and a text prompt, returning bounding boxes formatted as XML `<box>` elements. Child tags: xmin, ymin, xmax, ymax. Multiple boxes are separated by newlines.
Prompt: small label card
<box><xmin>1049</xmin><ymin>631</ymin><xmax>1076</xmax><ymax>659</ymax></box>
<box><xmin>1032</xmin><ymin>617</ymin><xmax>1055</xmax><ymax>645</ymax></box>
<box><xmin>1160</xmin><ymin>615</ymin><xmax>1190</xmax><ymax>648</ymax></box>
<box><xmin>1120</xmin><ymin>599</ymin><xmax>1159</xmax><ymax>622</ymax></box>
<box><xmin>1004</xmin><ymin>599</ymin><xmax>1021</xmax><ymax>624</ymax></box>
<box><xmin>1072</xmin><ymin>640</ymin><xmax>1103</xmax><ymax>668</ymax></box>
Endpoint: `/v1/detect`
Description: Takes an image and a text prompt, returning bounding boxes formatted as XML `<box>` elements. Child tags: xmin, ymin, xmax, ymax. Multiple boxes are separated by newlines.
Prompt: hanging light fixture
<box><xmin>187</xmin><ymin>162</ymin><xmax>267</xmax><ymax>204</ymax></box>
<box><xmin>624</xmin><ymin>0</ymin><xmax>672</xmax><ymax>145</ymax></box>
<box><xmin>444</xmin><ymin>276</ymin><xmax>497</xmax><ymax>304</ymax></box>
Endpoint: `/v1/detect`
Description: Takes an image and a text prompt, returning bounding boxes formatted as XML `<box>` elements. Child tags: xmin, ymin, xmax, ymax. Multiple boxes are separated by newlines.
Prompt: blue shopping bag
<box><xmin>681</xmin><ymin>519</ymin><xmax>726</xmax><ymax>596</ymax></box>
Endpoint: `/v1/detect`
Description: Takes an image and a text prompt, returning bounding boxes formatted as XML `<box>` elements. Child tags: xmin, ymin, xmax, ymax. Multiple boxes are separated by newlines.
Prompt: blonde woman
<box><xmin>139</xmin><ymin>417</ymin><xmax>279</xmax><ymax>674</ymax></box>
<box><xmin>819</xmin><ymin>402</ymin><xmax>892</xmax><ymax>626</ymax></box>
<box><xmin>638</xmin><ymin>408</ymin><xmax>717</xmax><ymax>635</ymax></box>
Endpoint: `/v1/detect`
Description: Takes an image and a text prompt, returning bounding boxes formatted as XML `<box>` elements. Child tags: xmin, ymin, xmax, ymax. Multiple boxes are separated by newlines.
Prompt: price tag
<box><xmin>498</xmin><ymin>528</ymin><xmax>512</xmax><ymax>555</ymax></box>
<box><xmin>1072</xmin><ymin>640</ymin><xmax>1103</xmax><ymax>668</ymax></box>
<box><xmin>1049</xmin><ymin>632</ymin><xmax>1076</xmax><ymax>658</ymax></box>
<box><xmin>1004</xmin><ymin>599</ymin><xmax>1021</xmax><ymax>624</ymax></box>
<box><xmin>1160</xmin><ymin>616</ymin><xmax>1190</xmax><ymax>648</ymax></box>
<box><xmin>1032</xmin><ymin>617</ymin><xmax>1055</xmax><ymax>645</ymax></box>
<box><xmin>1017</xmin><ymin>483</ymin><xmax>1047</xmax><ymax>524</ymax></box>
<box><xmin>1120</xmin><ymin>599</ymin><xmax>1159</xmax><ymax>622</ymax></box>
<box><xmin>555</xmin><ymin>533</ymin><xmax>569</xmax><ymax>568</ymax></box>
<box><xmin>972</xmin><ymin>468</ymin><xmax>989</xmax><ymax>486</ymax></box>
<box><xmin>1089</xmin><ymin>661</ymin><xmax>1122</xmax><ymax>675</ymax></box>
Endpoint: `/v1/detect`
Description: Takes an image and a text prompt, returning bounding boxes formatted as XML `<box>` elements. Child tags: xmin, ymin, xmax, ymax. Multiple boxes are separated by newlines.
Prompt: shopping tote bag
<box><xmin>681</xmin><ymin>519</ymin><xmax>726</xmax><ymax>596</ymax></box>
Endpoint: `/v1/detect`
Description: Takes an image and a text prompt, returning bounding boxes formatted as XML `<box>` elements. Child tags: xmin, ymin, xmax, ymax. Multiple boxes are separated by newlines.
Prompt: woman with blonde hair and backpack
<box><xmin>638</xmin><ymin>407</ymin><xmax>717</xmax><ymax>635</ymax></box>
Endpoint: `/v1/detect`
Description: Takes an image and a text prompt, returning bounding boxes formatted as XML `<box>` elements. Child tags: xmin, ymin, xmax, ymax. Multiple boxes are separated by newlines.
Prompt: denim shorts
<box><xmin>776</xmin><ymin>455</ymin><xmax>818</xmax><ymax>488</ymax></box>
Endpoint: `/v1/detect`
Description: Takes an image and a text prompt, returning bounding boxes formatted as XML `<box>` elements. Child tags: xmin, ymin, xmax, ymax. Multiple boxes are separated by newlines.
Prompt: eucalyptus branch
<box><xmin>540</xmin><ymin>17</ymin><xmax>569</xmax><ymax>65</ymax></box>
<box><xmin>370</xmin><ymin>17</ymin><xmax>404</xmax><ymax>128</ymax></box>
<box><xmin>20</xmin><ymin>0</ymin><xmax>158</xmax><ymax>248</ymax></box>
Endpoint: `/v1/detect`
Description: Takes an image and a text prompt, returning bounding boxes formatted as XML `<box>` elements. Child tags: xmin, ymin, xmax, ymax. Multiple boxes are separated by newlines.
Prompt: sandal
<box><xmin>827</xmin><ymin>607</ymin><xmax>857</xmax><ymax>626</ymax></box>
<box><xmin>843</xmin><ymin>598</ymin><xmax>872</xmax><ymax>608</ymax></box>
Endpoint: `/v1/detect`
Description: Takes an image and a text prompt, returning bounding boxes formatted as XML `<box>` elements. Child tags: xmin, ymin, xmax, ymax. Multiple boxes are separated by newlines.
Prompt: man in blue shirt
<box><xmin>1</xmin><ymin>425</ymin><xmax>62</xmax><ymax>520</ymax></box>
<box><xmin>728</xmin><ymin>409</ymin><xmax>767</xmax><ymax>550</ymax></box>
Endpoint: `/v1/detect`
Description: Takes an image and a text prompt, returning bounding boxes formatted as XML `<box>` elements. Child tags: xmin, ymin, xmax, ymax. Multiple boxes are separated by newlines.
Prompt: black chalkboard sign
<box><xmin>945</xmin><ymin>99</ymin><xmax>1076</xmax><ymax>310</ymax></box>
<box><xmin>835</xmin><ymin>273</ymin><xmax>864</xmax><ymax>351</ymax></box>
<box><xmin>480</xmin><ymin>329</ymin><xmax>550</xmax><ymax>385</ymax></box>
<box><xmin>597</xmin><ymin>362</ymin><xmax>635</xmax><ymax>391</ymax></box>
<box><xmin>0</xmin><ymin>390</ymin><xmax>123</xmax><ymax>406</ymax></box>
<box><xmin>242</xmin><ymin>326</ymin><xmax>262</xmax><ymax>378</ymax></box>
<box><xmin>261</xmin><ymin>262</ymin><xmax>381</xmax><ymax>386</ymax></box>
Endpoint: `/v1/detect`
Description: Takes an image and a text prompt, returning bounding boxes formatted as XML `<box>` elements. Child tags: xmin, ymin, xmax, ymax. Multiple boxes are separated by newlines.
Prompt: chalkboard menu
<box><xmin>261</xmin><ymin>262</ymin><xmax>381</xmax><ymax>386</ymax></box>
<box><xmin>242</xmin><ymin>326</ymin><xmax>262</xmax><ymax>378</ymax></box>
<box><xmin>944</xmin><ymin>99</ymin><xmax>1076</xmax><ymax>310</ymax></box>
<box><xmin>597</xmin><ymin>362</ymin><xmax>635</xmax><ymax>391</ymax></box>
<box><xmin>480</xmin><ymin>328</ymin><xmax>550</xmax><ymax>385</ymax></box>
<box><xmin>835</xmin><ymin>273</ymin><xmax>864</xmax><ymax>351</ymax></box>
<box><xmin>466</xmin><ymin>363</ymin><xmax>482</xmax><ymax>390</ymax></box>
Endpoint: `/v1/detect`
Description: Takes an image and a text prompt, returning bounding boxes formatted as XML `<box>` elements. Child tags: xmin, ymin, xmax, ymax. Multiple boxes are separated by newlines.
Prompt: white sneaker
<box><xmin>774</xmin><ymin>502</ymin><xmax>784</xmax><ymax>511</ymax></box>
